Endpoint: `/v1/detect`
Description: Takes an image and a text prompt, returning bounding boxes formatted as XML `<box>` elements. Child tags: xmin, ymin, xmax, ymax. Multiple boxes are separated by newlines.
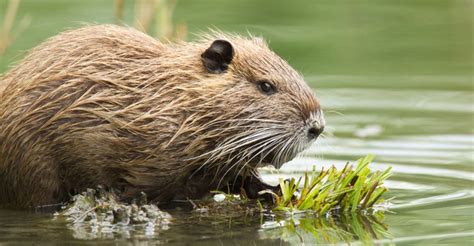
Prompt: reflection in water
<box><xmin>259</xmin><ymin>212</ymin><xmax>391</xmax><ymax>245</ymax></box>
<box><xmin>66</xmin><ymin>220</ymin><xmax>168</xmax><ymax>241</ymax></box>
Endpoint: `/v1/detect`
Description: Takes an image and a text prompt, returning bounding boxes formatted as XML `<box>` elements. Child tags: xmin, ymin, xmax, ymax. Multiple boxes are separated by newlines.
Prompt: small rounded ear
<box><xmin>201</xmin><ymin>40</ymin><xmax>234</xmax><ymax>74</ymax></box>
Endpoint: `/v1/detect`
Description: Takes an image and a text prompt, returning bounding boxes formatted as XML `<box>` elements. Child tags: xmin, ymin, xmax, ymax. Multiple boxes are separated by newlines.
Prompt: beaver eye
<box><xmin>257</xmin><ymin>80</ymin><xmax>276</xmax><ymax>95</ymax></box>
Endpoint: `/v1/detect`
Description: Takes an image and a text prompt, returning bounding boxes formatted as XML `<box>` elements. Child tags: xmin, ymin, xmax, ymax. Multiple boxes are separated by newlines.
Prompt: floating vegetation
<box><xmin>186</xmin><ymin>155</ymin><xmax>391</xmax><ymax>217</ymax></box>
<box><xmin>260</xmin><ymin>154</ymin><xmax>392</xmax><ymax>214</ymax></box>
<box><xmin>54</xmin><ymin>187</ymin><xmax>171</xmax><ymax>239</ymax></box>
<box><xmin>191</xmin><ymin>192</ymin><xmax>260</xmax><ymax>218</ymax></box>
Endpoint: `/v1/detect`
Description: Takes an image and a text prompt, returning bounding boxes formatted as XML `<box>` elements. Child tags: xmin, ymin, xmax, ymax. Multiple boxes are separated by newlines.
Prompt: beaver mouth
<box><xmin>257</xmin><ymin>149</ymin><xmax>299</xmax><ymax>169</ymax></box>
<box><xmin>254</xmin><ymin>131</ymin><xmax>317</xmax><ymax>169</ymax></box>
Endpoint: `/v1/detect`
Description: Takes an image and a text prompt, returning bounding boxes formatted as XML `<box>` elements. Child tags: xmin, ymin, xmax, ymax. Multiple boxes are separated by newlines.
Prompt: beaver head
<box><xmin>0</xmin><ymin>25</ymin><xmax>324</xmax><ymax>207</ymax></box>
<box><xmin>192</xmin><ymin>33</ymin><xmax>325</xmax><ymax>170</ymax></box>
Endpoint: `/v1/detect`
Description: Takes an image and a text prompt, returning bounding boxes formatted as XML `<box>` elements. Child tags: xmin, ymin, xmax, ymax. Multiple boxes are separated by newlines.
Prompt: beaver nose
<box><xmin>307</xmin><ymin>126</ymin><xmax>324</xmax><ymax>140</ymax></box>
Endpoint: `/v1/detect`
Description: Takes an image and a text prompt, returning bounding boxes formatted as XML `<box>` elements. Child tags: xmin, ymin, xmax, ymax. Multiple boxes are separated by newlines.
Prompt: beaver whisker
<box><xmin>213</xmin><ymin>130</ymin><xmax>289</xmax><ymax>186</ymax></box>
<box><xmin>290</xmin><ymin>134</ymin><xmax>306</xmax><ymax>160</ymax></box>
<box><xmin>207</xmin><ymin>129</ymin><xmax>284</xmax><ymax>168</ymax></box>
<box><xmin>221</xmin><ymin>129</ymin><xmax>293</xmax><ymax>180</ymax></box>
<box><xmin>273</xmin><ymin>135</ymin><xmax>292</xmax><ymax>165</ymax></box>
<box><xmin>228</xmin><ymin>133</ymin><xmax>290</xmax><ymax>187</ymax></box>
<box><xmin>223</xmin><ymin>131</ymin><xmax>289</xmax><ymax>169</ymax></box>
<box><xmin>187</xmin><ymin>128</ymin><xmax>284</xmax><ymax>178</ymax></box>
<box><xmin>187</xmin><ymin>127</ymin><xmax>282</xmax><ymax>161</ymax></box>
<box><xmin>273</xmin><ymin>131</ymin><xmax>300</xmax><ymax>168</ymax></box>
<box><xmin>187</xmin><ymin>131</ymin><xmax>265</xmax><ymax>162</ymax></box>
<box><xmin>291</xmin><ymin>134</ymin><xmax>307</xmax><ymax>159</ymax></box>
<box><xmin>228</xmin><ymin>128</ymin><xmax>301</xmax><ymax>188</ymax></box>
<box><xmin>279</xmin><ymin>139</ymin><xmax>294</xmax><ymax>166</ymax></box>
<box><xmin>218</xmin><ymin>129</ymin><xmax>288</xmax><ymax>159</ymax></box>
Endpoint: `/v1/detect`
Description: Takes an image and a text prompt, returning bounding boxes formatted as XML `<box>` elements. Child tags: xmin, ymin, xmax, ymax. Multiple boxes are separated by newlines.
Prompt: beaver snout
<box><xmin>306</xmin><ymin>108</ymin><xmax>325</xmax><ymax>140</ymax></box>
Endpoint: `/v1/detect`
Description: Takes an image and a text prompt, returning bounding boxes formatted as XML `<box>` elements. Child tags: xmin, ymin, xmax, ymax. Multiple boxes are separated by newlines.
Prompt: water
<box><xmin>0</xmin><ymin>0</ymin><xmax>473</xmax><ymax>244</ymax></box>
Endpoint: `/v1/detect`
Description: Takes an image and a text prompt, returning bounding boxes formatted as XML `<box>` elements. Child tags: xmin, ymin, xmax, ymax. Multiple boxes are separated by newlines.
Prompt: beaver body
<box><xmin>0</xmin><ymin>25</ymin><xmax>324</xmax><ymax>209</ymax></box>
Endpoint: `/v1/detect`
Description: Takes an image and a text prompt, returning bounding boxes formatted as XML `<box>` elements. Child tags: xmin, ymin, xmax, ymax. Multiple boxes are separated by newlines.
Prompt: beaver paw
<box><xmin>223</xmin><ymin>175</ymin><xmax>284</xmax><ymax>204</ymax></box>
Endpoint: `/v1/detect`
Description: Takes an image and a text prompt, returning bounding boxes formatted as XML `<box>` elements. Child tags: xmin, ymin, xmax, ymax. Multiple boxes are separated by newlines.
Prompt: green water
<box><xmin>0</xmin><ymin>0</ymin><xmax>473</xmax><ymax>245</ymax></box>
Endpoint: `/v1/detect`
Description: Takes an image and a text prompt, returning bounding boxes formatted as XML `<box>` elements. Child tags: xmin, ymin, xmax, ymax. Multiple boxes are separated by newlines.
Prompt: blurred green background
<box><xmin>1</xmin><ymin>0</ymin><xmax>472</xmax><ymax>90</ymax></box>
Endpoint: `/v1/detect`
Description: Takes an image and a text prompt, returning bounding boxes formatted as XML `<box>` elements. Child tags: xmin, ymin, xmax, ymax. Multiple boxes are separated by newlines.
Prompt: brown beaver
<box><xmin>0</xmin><ymin>25</ymin><xmax>324</xmax><ymax>209</ymax></box>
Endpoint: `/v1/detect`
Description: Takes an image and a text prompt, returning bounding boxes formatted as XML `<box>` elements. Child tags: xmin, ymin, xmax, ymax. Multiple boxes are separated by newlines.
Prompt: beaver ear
<box><xmin>201</xmin><ymin>40</ymin><xmax>234</xmax><ymax>74</ymax></box>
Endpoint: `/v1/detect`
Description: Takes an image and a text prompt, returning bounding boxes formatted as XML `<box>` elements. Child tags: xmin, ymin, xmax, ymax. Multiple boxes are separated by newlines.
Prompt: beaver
<box><xmin>0</xmin><ymin>25</ymin><xmax>324</xmax><ymax>209</ymax></box>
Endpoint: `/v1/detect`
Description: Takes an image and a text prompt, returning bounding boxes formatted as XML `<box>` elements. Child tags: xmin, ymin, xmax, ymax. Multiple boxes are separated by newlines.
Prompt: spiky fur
<box><xmin>0</xmin><ymin>25</ymin><xmax>323</xmax><ymax>208</ymax></box>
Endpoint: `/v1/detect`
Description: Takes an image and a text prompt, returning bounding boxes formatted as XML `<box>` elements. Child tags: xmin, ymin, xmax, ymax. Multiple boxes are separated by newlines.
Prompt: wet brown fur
<box><xmin>0</xmin><ymin>25</ymin><xmax>322</xmax><ymax>209</ymax></box>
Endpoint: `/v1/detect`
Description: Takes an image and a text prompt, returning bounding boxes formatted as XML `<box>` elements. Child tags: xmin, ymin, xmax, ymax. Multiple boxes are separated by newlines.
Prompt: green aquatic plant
<box><xmin>261</xmin><ymin>154</ymin><xmax>392</xmax><ymax>214</ymax></box>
